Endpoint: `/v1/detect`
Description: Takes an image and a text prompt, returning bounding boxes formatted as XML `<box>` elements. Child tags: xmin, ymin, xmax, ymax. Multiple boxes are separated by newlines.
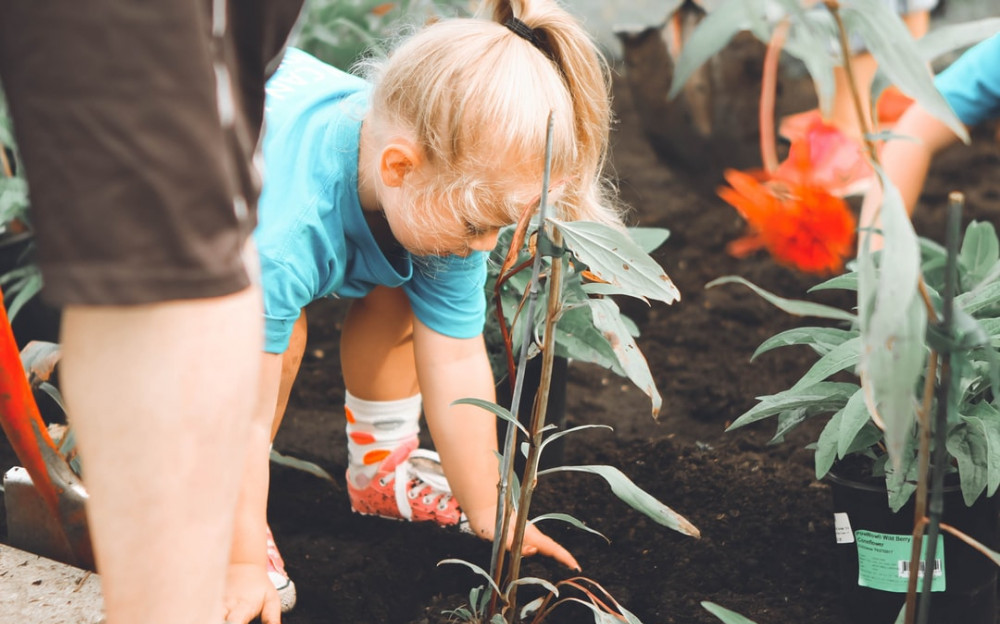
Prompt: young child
<box><xmin>222</xmin><ymin>1</ymin><xmax>624</xmax><ymax>622</ymax></box>
<box><xmin>859</xmin><ymin>31</ymin><xmax>1000</xmax><ymax>250</ymax></box>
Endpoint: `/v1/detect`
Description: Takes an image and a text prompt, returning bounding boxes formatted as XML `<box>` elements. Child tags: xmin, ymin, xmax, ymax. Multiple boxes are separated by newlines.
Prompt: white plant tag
<box><xmin>834</xmin><ymin>512</ymin><xmax>855</xmax><ymax>544</ymax></box>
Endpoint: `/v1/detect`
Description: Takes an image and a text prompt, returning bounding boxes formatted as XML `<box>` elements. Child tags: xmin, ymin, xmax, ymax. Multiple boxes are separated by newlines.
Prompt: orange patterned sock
<box><xmin>344</xmin><ymin>391</ymin><xmax>422</xmax><ymax>488</ymax></box>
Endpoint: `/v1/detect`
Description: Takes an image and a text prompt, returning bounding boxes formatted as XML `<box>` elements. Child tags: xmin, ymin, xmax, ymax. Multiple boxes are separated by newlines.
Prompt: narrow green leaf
<box><xmin>37</xmin><ymin>381</ymin><xmax>68</xmax><ymax>414</ymax></box>
<box><xmin>531</xmin><ymin>512</ymin><xmax>610</xmax><ymax>543</ymax></box>
<box><xmin>808</xmin><ymin>272</ymin><xmax>858</xmax><ymax>293</ymax></box>
<box><xmin>550</xmin><ymin>219</ymin><xmax>680</xmax><ymax>305</ymax></box>
<box><xmin>728</xmin><ymin>382</ymin><xmax>858</xmax><ymax>430</ymax></box>
<box><xmin>268</xmin><ymin>448</ymin><xmax>336</xmax><ymax>483</ymax></box>
<box><xmin>752</xmin><ymin>326</ymin><xmax>855</xmax><ymax>361</ymax></box>
<box><xmin>843</xmin><ymin>0</ymin><xmax>969</xmax><ymax>143</ymax></box>
<box><xmin>915</xmin><ymin>18</ymin><xmax>1000</xmax><ymax>63</ymax></box>
<box><xmin>814</xmin><ymin>408</ymin><xmax>843</xmax><ymax>480</ymax></box>
<box><xmin>437</xmin><ymin>559</ymin><xmax>502</xmax><ymax>596</ymax></box>
<box><xmin>860</xmin><ymin>167</ymin><xmax>925</xmax><ymax>474</ymax></box>
<box><xmin>837</xmin><ymin>389</ymin><xmax>873</xmax><ymax>458</ymax></box>
<box><xmin>537</xmin><ymin>464</ymin><xmax>700</xmax><ymax>537</ymax></box>
<box><xmin>702</xmin><ymin>602</ymin><xmax>759</xmax><ymax>624</ymax></box>
<box><xmin>5</xmin><ymin>270</ymin><xmax>41</xmax><ymax>320</ymax></box>
<box><xmin>453</xmin><ymin>398</ymin><xmax>528</xmax><ymax>437</ymax></box>
<box><xmin>768</xmin><ymin>409</ymin><xmax>808</xmax><ymax>446</ymax></box>
<box><xmin>788</xmin><ymin>336</ymin><xmax>861</xmax><ymax>392</ymax></box>
<box><xmin>977</xmin><ymin>318</ymin><xmax>1000</xmax><ymax>347</ymax></box>
<box><xmin>667</xmin><ymin>0</ymin><xmax>758</xmax><ymax>100</ymax></box>
<box><xmin>952</xmin><ymin>406</ymin><xmax>1000</xmax><ymax>502</ymax></box>
<box><xmin>885</xmin><ymin>438</ymin><xmax>919</xmax><ymax>512</ymax></box>
<box><xmin>553</xmin><ymin>304</ymin><xmax>626</xmax><ymax>376</ymax></box>
<box><xmin>589</xmin><ymin>298</ymin><xmax>662</xmax><ymax>417</ymax></box>
<box><xmin>947</xmin><ymin>420</ymin><xmax>990</xmax><ymax>506</ymax></box>
<box><xmin>520</xmin><ymin>598</ymin><xmax>544</xmax><ymax>623</ymax></box>
<box><xmin>706</xmin><ymin>276</ymin><xmax>857</xmax><ymax>323</ymax></box>
<box><xmin>956</xmin><ymin>279</ymin><xmax>1000</xmax><ymax>315</ymax></box>
<box><xmin>866</xmin><ymin>294</ymin><xmax>926</xmax><ymax>475</ymax></box>
<box><xmin>507</xmin><ymin>576</ymin><xmax>559</xmax><ymax>596</ymax></box>
<box><xmin>959</xmin><ymin>221</ymin><xmax>1000</xmax><ymax>291</ymax></box>
<box><xmin>557</xmin><ymin>598</ymin><xmax>640</xmax><ymax>624</ymax></box>
<box><xmin>780</xmin><ymin>1</ymin><xmax>838</xmax><ymax>115</ymax></box>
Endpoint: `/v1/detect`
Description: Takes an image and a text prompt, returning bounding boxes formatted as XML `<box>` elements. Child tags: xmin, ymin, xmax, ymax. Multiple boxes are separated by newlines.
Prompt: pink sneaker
<box><xmin>347</xmin><ymin>439</ymin><xmax>469</xmax><ymax>530</ymax></box>
<box><xmin>266</xmin><ymin>525</ymin><xmax>297</xmax><ymax>613</ymax></box>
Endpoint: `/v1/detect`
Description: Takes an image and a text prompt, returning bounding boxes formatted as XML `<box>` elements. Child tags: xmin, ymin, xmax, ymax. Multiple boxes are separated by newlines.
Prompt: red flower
<box><xmin>718</xmin><ymin>118</ymin><xmax>861</xmax><ymax>274</ymax></box>
<box><xmin>719</xmin><ymin>169</ymin><xmax>856</xmax><ymax>275</ymax></box>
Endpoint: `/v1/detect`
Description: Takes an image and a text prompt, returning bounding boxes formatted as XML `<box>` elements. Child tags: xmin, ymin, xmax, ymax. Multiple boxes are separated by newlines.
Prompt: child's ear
<box><xmin>378</xmin><ymin>140</ymin><xmax>422</xmax><ymax>188</ymax></box>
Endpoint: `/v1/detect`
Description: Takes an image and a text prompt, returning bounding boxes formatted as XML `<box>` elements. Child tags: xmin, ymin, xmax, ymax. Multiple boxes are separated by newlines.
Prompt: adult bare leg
<box><xmin>59</xmin><ymin>286</ymin><xmax>263</xmax><ymax>624</ymax></box>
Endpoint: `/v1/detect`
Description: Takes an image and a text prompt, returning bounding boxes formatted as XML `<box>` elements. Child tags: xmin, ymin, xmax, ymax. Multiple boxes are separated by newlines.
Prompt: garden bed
<box><xmin>2</xmin><ymin>69</ymin><xmax>999</xmax><ymax>624</ymax></box>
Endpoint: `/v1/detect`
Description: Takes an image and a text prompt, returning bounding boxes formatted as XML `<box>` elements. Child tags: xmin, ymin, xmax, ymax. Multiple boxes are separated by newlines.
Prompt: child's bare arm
<box><xmin>412</xmin><ymin>318</ymin><xmax>580</xmax><ymax>570</ymax></box>
<box><xmin>859</xmin><ymin>103</ymin><xmax>964</xmax><ymax>250</ymax></box>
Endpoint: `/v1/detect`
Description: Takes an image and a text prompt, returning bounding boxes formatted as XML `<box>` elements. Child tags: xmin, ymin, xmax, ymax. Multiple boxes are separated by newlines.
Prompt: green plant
<box><xmin>668</xmin><ymin>2</ymin><xmax>1000</xmax><ymax>622</ymax></box>
<box><xmin>0</xmin><ymin>84</ymin><xmax>42</xmax><ymax>320</ymax></box>
<box><xmin>485</xmin><ymin>222</ymin><xmax>671</xmax><ymax>416</ymax></box>
<box><xmin>711</xmin><ymin>218</ymin><xmax>1000</xmax><ymax>511</ymax></box>
<box><xmin>441</xmin><ymin>116</ymin><xmax>697</xmax><ymax>624</ymax></box>
<box><xmin>292</xmin><ymin>0</ymin><xmax>471</xmax><ymax>70</ymax></box>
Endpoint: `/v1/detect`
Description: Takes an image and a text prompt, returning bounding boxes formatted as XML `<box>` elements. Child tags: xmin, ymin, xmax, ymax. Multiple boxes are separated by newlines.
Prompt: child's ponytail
<box><xmin>476</xmin><ymin>0</ymin><xmax>621</xmax><ymax>227</ymax></box>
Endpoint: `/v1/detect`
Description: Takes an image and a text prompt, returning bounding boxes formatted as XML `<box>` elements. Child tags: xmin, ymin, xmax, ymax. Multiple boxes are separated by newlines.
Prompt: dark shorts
<box><xmin>0</xmin><ymin>0</ymin><xmax>304</xmax><ymax>305</ymax></box>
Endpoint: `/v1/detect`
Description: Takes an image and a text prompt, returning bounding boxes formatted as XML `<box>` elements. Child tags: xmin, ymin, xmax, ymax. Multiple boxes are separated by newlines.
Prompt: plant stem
<box><xmin>917</xmin><ymin>193</ymin><xmax>963</xmax><ymax>624</ymax></box>
<box><xmin>488</xmin><ymin>159</ymin><xmax>553</xmax><ymax>616</ymax></box>
<box><xmin>904</xmin><ymin>351</ymin><xmax>937</xmax><ymax>623</ymax></box>
<box><xmin>502</xmin><ymin>113</ymin><xmax>560</xmax><ymax>624</ymax></box>
<box><xmin>759</xmin><ymin>18</ymin><xmax>789</xmax><ymax>174</ymax></box>
<box><xmin>827</xmin><ymin>6</ymin><xmax>950</xmax><ymax>620</ymax></box>
<box><xmin>826</xmin><ymin>1</ymin><xmax>877</xmax><ymax>163</ymax></box>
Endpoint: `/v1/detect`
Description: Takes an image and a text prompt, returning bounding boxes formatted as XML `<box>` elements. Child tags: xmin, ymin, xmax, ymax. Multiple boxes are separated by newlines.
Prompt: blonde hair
<box><xmin>359</xmin><ymin>0</ymin><xmax>622</xmax><ymax>237</ymax></box>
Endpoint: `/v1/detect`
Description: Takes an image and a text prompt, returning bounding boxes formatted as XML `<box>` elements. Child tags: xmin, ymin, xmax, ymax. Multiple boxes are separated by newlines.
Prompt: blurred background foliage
<box><xmin>291</xmin><ymin>0</ymin><xmax>472</xmax><ymax>69</ymax></box>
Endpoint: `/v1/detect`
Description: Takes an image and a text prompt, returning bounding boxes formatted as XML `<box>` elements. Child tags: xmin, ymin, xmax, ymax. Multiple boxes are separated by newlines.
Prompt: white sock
<box><xmin>344</xmin><ymin>390</ymin><xmax>421</xmax><ymax>488</ymax></box>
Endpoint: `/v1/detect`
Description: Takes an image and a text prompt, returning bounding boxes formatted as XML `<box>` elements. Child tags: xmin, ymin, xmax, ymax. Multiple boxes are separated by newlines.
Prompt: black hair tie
<box><xmin>504</xmin><ymin>17</ymin><xmax>553</xmax><ymax>60</ymax></box>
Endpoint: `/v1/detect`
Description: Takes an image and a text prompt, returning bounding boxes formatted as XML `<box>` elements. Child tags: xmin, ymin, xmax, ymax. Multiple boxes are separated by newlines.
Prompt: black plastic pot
<box><xmin>494</xmin><ymin>355</ymin><xmax>567</xmax><ymax>474</ymax></box>
<box><xmin>827</xmin><ymin>468</ymin><xmax>999</xmax><ymax>624</ymax></box>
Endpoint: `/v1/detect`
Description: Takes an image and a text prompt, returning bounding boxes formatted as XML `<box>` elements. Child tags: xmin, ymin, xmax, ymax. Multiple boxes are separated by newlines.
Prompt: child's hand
<box><xmin>223</xmin><ymin>562</ymin><xmax>282</xmax><ymax>624</ymax></box>
<box><xmin>465</xmin><ymin>507</ymin><xmax>581</xmax><ymax>571</ymax></box>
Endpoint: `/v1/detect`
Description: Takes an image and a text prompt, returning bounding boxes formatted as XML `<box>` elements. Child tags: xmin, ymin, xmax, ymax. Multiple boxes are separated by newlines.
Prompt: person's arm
<box><xmin>859</xmin><ymin>103</ymin><xmax>963</xmax><ymax>251</ymax></box>
<box><xmin>223</xmin><ymin>349</ymin><xmax>286</xmax><ymax>624</ymax></box>
<box><xmin>411</xmin><ymin>318</ymin><xmax>580</xmax><ymax>571</ymax></box>
<box><xmin>861</xmin><ymin>32</ymin><xmax>1000</xmax><ymax>252</ymax></box>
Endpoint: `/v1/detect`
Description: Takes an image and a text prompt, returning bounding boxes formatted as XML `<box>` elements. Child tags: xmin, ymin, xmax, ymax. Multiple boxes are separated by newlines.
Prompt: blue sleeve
<box><xmin>260</xmin><ymin>257</ymin><xmax>317</xmax><ymax>353</ymax></box>
<box><xmin>404</xmin><ymin>252</ymin><xmax>488</xmax><ymax>339</ymax></box>
<box><xmin>934</xmin><ymin>33</ymin><xmax>1000</xmax><ymax>127</ymax></box>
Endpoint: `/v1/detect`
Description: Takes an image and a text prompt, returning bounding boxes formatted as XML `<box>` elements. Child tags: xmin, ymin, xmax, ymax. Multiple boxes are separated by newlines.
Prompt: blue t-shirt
<box><xmin>256</xmin><ymin>48</ymin><xmax>488</xmax><ymax>353</ymax></box>
<box><xmin>935</xmin><ymin>33</ymin><xmax>1000</xmax><ymax>127</ymax></box>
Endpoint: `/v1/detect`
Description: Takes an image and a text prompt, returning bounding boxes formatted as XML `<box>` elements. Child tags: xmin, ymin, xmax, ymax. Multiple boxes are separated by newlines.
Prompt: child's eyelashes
<box><xmin>464</xmin><ymin>220</ymin><xmax>489</xmax><ymax>237</ymax></box>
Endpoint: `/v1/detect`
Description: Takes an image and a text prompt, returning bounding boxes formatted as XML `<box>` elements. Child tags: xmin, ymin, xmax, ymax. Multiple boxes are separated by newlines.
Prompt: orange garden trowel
<box><xmin>0</xmin><ymin>287</ymin><xmax>92</xmax><ymax>569</ymax></box>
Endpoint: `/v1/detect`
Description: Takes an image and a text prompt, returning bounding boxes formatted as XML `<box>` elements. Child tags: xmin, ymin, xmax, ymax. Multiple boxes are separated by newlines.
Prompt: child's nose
<box><xmin>467</xmin><ymin>229</ymin><xmax>500</xmax><ymax>252</ymax></box>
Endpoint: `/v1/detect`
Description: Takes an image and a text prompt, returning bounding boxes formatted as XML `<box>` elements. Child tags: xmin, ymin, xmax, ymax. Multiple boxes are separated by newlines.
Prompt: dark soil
<box><xmin>3</xmin><ymin>67</ymin><xmax>1000</xmax><ymax>624</ymax></box>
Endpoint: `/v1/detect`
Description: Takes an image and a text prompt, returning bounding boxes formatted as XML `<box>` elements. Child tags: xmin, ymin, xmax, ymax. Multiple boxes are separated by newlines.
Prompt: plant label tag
<box><xmin>833</xmin><ymin>512</ymin><xmax>854</xmax><ymax>544</ymax></box>
<box><xmin>855</xmin><ymin>530</ymin><xmax>945</xmax><ymax>593</ymax></box>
